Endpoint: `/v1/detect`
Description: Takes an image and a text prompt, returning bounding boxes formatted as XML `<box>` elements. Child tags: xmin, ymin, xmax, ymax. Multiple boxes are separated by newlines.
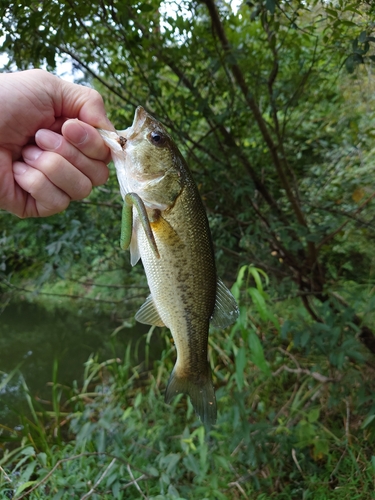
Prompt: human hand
<box><xmin>0</xmin><ymin>69</ymin><xmax>114</xmax><ymax>217</ymax></box>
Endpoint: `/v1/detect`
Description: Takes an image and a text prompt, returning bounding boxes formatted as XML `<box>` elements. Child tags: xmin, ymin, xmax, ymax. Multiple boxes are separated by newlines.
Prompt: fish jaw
<box><xmin>121</xmin><ymin>106</ymin><xmax>149</xmax><ymax>140</ymax></box>
<box><xmin>97</xmin><ymin>129</ymin><xmax>130</xmax><ymax>199</ymax></box>
<box><xmin>119</xmin><ymin>106</ymin><xmax>166</xmax><ymax>145</ymax></box>
<box><xmin>98</xmin><ymin>106</ymin><xmax>151</xmax><ymax>145</ymax></box>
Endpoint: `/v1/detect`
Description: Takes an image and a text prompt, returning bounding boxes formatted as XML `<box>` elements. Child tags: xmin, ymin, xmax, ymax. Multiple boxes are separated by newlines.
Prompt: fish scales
<box><xmin>139</xmin><ymin>170</ymin><xmax>217</xmax><ymax>383</ymax></box>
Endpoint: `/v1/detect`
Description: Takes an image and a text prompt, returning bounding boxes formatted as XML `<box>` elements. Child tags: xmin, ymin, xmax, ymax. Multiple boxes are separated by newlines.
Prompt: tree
<box><xmin>1</xmin><ymin>0</ymin><xmax>375</xmax><ymax>354</ymax></box>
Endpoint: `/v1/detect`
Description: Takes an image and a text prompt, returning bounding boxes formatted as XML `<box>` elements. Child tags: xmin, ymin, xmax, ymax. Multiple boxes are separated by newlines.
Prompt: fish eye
<box><xmin>149</xmin><ymin>130</ymin><xmax>167</xmax><ymax>147</ymax></box>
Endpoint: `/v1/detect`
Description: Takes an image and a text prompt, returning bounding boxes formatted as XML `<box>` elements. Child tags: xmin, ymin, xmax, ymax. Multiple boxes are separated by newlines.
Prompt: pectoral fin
<box><xmin>135</xmin><ymin>295</ymin><xmax>165</xmax><ymax>327</ymax></box>
<box><xmin>129</xmin><ymin>217</ymin><xmax>141</xmax><ymax>266</ymax></box>
<box><xmin>211</xmin><ymin>278</ymin><xmax>239</xmax><ymax>328</ymax></box>
<box><xmin>121</xmin><ymin>193</ymin><xmax>160</xmax><ymax>259</ymax></box>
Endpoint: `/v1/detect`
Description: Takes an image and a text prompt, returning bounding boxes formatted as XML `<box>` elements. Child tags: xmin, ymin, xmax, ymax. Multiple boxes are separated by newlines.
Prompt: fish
<box><xmin>98</xmin><ymin>107</ymin><xmax>238</xmax><ymax>427</ymax></box>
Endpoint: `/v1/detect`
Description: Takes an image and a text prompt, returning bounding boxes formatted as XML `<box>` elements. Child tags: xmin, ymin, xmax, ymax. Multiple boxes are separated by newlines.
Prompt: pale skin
<box><xmin>0</xmin><ymin>68</ymin><xmax>115</xmax><ymax>218</ymax></box>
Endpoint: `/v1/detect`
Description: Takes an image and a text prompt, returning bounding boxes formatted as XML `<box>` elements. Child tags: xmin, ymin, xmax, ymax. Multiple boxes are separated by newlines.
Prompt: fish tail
<box><xmin>165</xmin><ymin>366</ymin><xmax>217</xmax><ymax>428</ymax></box>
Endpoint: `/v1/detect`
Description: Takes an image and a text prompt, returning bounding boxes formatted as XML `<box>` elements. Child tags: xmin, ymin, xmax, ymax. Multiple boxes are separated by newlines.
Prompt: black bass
<box><xmin>98</xmin><ymin>107</ymin><xmax>238</xmax><ymax>427</ymax></box>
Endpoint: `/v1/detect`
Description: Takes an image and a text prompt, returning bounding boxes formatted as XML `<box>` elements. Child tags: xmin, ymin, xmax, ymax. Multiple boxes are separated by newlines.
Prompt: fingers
<box><xmin>36</xmin><ymin>120</ymin><xmax>111</xmax><ymax>187</ymax></box>
<box><xmin>0</xmin><ymin>70</ymin><xmax>114</xmax><ymax>218</ymax></box>
<box><xmin>61</xmin><ymin>119</ymin><xmax>112</xmax><ymax>168</ymax></box>
<box><xmin>11</xmin><ymin>120</ymin><xmax>111</xmax><ymax>217</ymax></box>
<box><xmin>18</xmin><ymin>119</ymin><xmax>110</xmax><ymax>206</ymax></box>
<box><xmin>12</xmin><ymin>161</ymin><xmax>70</xmax><ymax>217</ymax></box>
<box><xmin>24</xmin><ymin>69</ymin><xmax>112</xmax><ymax>129</ymax></box>
<box><xmin>21</xmin><ymin>147</ymin><xmax>94</xmax><ymax>201</ymax></box>
<box><xmin>56</xmin><ymin>77</ymin><xmax>115</xmax><ymax>130</ymax></box>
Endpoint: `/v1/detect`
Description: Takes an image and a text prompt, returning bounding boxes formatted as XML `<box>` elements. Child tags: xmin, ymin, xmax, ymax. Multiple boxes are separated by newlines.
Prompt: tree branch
<box><xmin>317</xmin><ymin>191</ymin><xmax>375</xmax><ymax>250</ymax></box>
<box><xmin>203</xmin><ymin>3</ymin><xmax>305</xmax><ymax>218</ymax></box>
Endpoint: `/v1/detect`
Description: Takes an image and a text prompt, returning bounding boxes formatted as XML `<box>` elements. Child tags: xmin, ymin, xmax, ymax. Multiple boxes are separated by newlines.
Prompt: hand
<box><xmin>0</xmin><ymin>69</ymin><xmax>114</xmax><ymax>217</ymax></box>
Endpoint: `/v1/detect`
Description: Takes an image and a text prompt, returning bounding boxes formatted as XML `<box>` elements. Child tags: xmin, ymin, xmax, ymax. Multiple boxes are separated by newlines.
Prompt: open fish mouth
<box><xmin>122</xmin><ymin>106</ymin><xmax>148</xmax><ymax>141</ymax></box>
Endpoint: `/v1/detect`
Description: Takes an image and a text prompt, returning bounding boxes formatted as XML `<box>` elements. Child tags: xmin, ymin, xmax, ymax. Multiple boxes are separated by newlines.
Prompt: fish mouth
<box><xmin>122</xmin><ymin>106</ymin><xmax>148</xmax><ymax>141</ymax></box>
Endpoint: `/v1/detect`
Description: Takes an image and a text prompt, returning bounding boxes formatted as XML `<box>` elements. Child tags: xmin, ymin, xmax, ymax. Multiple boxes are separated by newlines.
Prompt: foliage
<box><xmin>1</xmin><ymin>1</ymin><xmax>375</xmax><ymax>331</ymax></box>
<box><xmin>2</xmin><ymin>0</ymin><xmax>375</xmax><ymax>498</ymax></box>
<box><xmin>1</xmin><ymin>270</ymin><xmax>375</xmax><ymax>498</ymax></box>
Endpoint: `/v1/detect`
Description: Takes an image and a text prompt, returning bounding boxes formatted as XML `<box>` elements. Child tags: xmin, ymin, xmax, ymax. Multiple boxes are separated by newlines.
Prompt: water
<box><xmin>0</xmin><ymin>300</ymin><xmax>156</xmax><ymax>427</ymax></box>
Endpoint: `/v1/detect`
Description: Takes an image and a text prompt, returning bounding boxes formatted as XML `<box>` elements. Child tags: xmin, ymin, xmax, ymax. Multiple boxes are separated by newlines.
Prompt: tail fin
<box><xmin>165</xmin><ymin>367</ymin><xmax>217</xmax><ymax>428</ymax></box>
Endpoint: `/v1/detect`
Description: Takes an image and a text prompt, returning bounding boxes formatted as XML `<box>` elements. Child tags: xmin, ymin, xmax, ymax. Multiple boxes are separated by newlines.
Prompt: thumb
<box><xmin>55</xmin><ymin>78</ymin><xmax>115</xmax><ymax>130</ymax></box>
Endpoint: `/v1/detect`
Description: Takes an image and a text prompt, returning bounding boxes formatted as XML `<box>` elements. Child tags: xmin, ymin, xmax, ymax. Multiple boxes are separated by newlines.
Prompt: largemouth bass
<box><xmin>98</xmin><ymin>107</ymin><xmax>238</xmax><ymax>427</ymax></box>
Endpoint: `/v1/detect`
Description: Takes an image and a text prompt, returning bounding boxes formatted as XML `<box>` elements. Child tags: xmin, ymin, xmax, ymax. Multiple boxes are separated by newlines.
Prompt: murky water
<box><xmin>0</xmin><ymin>300</ymin><xmax>156</xmax><ymax>427</ymax></box>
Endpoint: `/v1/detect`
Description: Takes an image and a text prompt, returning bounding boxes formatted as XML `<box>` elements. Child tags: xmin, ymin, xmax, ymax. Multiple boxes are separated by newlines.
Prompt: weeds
<box><xmin>1</xmin><ymin>266</ymin><xmax>375</xmax><ymax>498</ymax></box>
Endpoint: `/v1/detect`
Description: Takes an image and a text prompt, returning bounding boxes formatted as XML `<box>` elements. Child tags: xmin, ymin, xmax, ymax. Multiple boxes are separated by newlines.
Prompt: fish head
<box><xmin>121</xmin><ymin>106</ymin><xmax>183</xmax><ymax>210</ymax></box>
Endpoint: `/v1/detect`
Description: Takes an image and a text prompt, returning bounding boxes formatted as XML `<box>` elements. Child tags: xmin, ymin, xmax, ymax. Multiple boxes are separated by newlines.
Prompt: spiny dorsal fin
<box><xmin>211</xmin><ymin>278</ymin><xmax>239</xmax><ymax>329</ymax></box>
<box><xmin>135</xmin><ymin>294</ymin><xmax>165</xmax><ymax>327</ymax></box>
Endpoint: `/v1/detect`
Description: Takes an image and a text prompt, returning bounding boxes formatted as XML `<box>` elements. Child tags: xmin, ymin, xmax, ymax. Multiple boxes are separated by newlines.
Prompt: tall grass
<box><xmin>1</xmin><ymin>266</ymin><xmax>375</xmax><ymax>499</ymax></box>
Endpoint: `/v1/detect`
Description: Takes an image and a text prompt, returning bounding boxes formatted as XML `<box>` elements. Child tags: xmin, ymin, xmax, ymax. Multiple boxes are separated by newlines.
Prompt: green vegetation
<box><xmin>1</xmin><ymin>268</ymin><xmax>375</xmax><ymax>498</ymax></box>
<box><xmin>2</xmin><ymin>0</ymin><xmax>375</xmax><ymax>497</ymax></box>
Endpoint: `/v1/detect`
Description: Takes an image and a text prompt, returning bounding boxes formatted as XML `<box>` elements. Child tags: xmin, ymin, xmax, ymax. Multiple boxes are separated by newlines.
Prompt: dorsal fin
<box><xmin>211</xmin><ymin>278</ymin><xmax>239</xmax><ymax>329</ymax></box>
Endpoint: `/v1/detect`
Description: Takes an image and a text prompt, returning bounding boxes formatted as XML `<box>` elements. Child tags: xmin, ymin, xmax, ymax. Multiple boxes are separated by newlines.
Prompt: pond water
<box><xmin>0</xmin><ymin>300</ymin><xmax>158</xmax><ymax>428</ymax></box>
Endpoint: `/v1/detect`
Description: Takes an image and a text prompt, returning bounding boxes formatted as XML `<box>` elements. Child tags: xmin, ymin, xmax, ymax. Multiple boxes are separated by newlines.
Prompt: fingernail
<box><xmin>36</xmin><ymin>129</ymin><xmax>62</xmax><ymax>150</ymax></box>
<box><xmin>13</xmin><ymin>162</ymin><xmax>28</xmax><ymax>175</ymax></box>
<box><xmin>22</xmin><ymin>146</ymin><xmax>43</xmax><ymax>162</ymax></box>
<box><xmin>63</xmin><ymin>121</ymin><xmax>88</xmax><ymax>145</ymax></box>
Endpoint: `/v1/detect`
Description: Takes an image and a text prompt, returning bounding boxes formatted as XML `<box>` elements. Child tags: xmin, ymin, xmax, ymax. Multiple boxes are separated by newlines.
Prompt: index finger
<box><xmin>61</xmin><ymin>119</ymin><xmax>112</xmax><ymax>163</ymax></box>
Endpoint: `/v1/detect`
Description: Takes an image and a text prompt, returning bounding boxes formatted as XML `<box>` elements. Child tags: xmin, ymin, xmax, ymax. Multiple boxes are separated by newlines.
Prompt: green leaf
<box><xmin>345</xmin><ymin>53</ymin><xmax>363</xmax><ymax>73</ymax></box>
<box><xmin>248</xmin><ymin>266</ymin><xmax>269</xmax><ymax>292</ymax></box>
<box><xmin>139</xmin><ymin>3</ymin><xmax>154</xmax><ymax>12</ymax></box>
<box><xmin>358</xmin><ymin>31</ymin><xmax>367</xmax><ymax>43</ymax></box>
<box><xmin>265</xmin><ymin>0</ymin><xmax>276</xmax><ymax>14</ymax></box>
<box><xmin>361</xmin><ymin>414</ymin><xmax>375</xmax><ymax>429</ymax></box>
<box><xmin>325</xmin><ymin>8</ymin><xmax>338</xmax><ymax>18</ymax></box>
<box><xmin>14</xmin><ymin>481</ymin><xmax>37</xmax><ymax>496</ymax></box>
<box><xmin>307</xmin><ymin>408</ymin><xmax>320</xmax><ymax>423</ymax></box>
<box><xmin>165</xmin><ymin>453</ymin><xmax>181</xmax><ymax>475</ymax></box>
<box><xmin>231</xmin><ymin>265</ymin><xmax>248</xmax><ymax>301</ymax></box>
<box><xmin>248</xmin><ymin>288</ymin><xmax>268</xmax><ymax>321</ymax></box>
<box><xmin>112</xmin><ymin>480</ymin><xmax>121</xmax><ymax>497</ymax></box>
<box><xmin>235</xmin><ymin>346</ymin><xmax>247</xmax><ymax>390</ymax></box>
<box><xmin>248</xmin><ymin>331</ymin><xmax>270</xmax><ymax>375</ymax></box>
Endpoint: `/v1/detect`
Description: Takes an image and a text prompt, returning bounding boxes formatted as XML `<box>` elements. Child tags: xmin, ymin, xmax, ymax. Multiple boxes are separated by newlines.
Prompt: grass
<box><xmin>1</xmin><ymin>266</ymin><xmax>375</xmax><ymax>499</ymax></box>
